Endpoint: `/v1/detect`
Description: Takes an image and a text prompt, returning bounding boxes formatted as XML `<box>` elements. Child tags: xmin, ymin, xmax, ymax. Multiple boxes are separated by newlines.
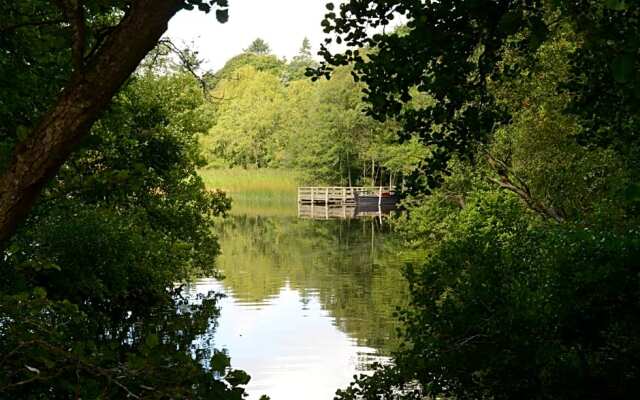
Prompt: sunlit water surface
<box><xmin>188</xmin><ymin>212</ymin><xmax>410</xmax><ymax>400</ymax></box>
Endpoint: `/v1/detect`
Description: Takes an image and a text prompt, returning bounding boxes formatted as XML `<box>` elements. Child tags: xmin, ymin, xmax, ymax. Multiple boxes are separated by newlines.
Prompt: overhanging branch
<box><xmin>54</xmin><ymin>0</ymin><xmax>87</xmax><ymax>72</ymax></box>
<box><xmin>154</xmin><ymin>38</ymin><xmax>235</xmax><ymax>102</ymax></box>
<box><xmin>0</xmin><ymin>0</ymin><xmax>186</xmax><ymax>244</ymax></box>
<box><xmin>0</xmin><ymin>18</ymin><xmax>65</xmax><ymax>33</ymax></box>
<box><xmin>484</xmin><ymin>150</ymin><xmax>566</xmax><ymax>223</ymax></box>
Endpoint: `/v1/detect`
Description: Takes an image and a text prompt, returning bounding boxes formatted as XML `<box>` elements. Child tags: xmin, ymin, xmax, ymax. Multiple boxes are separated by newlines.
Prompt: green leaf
<box><xmin>225</xmin><ymin>369</ymin><xmax>251</xmax><ymax>386</ymax></box>
<box><xmin>612</xmin><ymin>53</ymin><xmax>634</xmax><ymax>83</ymax></box>
<box><xmin>216</xmin><ymin>9</ymin><xmax>229</xmax><ymax>23</ymax></box>
<box><xmin>144</xmin><ymin>334</ymin><xmax>159</xmax><ymax>349</ymax></box>
<box><xmin>32</xmin><ymin>287</ymin><xmax>47</xmax><ymax>299</ymax></box>
<box><xmin>211</xmin><ymin>350</ymin><xmax>230</xmax><ymax>374</ymax></box>
<box><xmin>604</xmin><ymin>0</ymin><xmax>628</xmax><ymax>11</ymax></box>
<box><xmin>16</xmin><ymin>125</ymin><xmax>30</xmax><ymax>141</ymax></box>
<box><xmin>197</xmin><ymin>3</ymin><xmax>211</xmax><ymax>12</ymax></box>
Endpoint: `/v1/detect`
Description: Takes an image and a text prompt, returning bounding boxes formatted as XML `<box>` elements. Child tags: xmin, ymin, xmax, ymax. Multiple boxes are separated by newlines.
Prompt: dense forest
<box><xmin>0</xmin><ymin>1</ymin><xmax>251</xmax><ymax>398</ymax></box>
<box><xmin>319</xmin><ymin>1</ymin><xmax>640</xmax><ymax>399</ymax></box>
<box><xmin>200</xmin><ymin>37</ymin><xmax>425</xmax><ymax>187</ymax></box>
<box><xmin>1</xmin><ymin>0</ymin><xmax>640</xmax><ymax>399</ymax></box>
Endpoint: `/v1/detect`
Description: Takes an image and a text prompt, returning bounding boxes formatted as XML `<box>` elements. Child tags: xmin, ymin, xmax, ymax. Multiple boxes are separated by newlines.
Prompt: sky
<box><xmin>167</xmin><ymin>0</ymin><xmax>331</xmax><ymax>71</ymax></box>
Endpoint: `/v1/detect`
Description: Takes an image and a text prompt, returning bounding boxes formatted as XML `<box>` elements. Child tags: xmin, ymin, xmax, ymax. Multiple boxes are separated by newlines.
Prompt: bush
<box><xmin>339</xmin><ymin>192</ymin><xmax>640</xmax><ymax>400</ymax></box>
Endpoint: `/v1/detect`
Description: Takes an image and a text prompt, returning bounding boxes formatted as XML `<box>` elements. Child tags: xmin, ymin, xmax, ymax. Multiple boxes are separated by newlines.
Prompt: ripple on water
<box><xmin>188</xmin><ymin>215</ymin><xmax>406</xmax><ymax>400</ymax></box>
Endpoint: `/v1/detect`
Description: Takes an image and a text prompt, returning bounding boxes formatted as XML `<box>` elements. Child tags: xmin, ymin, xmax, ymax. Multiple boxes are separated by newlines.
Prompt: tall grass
<box><xmin>198</xmin><ymin>167</ymin><xmax>299</xmax><ymax>216</ymax></box>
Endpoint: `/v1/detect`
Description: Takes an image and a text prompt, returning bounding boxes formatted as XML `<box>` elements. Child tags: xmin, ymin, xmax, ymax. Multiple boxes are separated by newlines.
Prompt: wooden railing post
<box><xmin>298</xmin><ymin>186</ymin><xmax>397</xmax><ymax>208</ymax></box>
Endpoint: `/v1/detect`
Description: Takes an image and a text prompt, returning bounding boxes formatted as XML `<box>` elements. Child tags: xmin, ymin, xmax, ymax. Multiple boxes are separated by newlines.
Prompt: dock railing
<box><xmin>297</xmin><ymin>186</ymin><xmax>394</xmax><ymax>205</ymax></box>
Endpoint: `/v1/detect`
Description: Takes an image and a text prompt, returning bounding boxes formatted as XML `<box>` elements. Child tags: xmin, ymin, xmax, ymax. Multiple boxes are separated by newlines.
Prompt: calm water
<box><xmin>190</xmin><ymin>209</ymin><xmax>409</xmax><ymax>399</ymax></box>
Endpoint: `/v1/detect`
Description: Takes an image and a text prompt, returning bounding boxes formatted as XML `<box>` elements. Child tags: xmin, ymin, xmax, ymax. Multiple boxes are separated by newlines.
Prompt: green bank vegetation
<box><xmin>198</xmin><ymin>167</ymin><xmax>298</xmax><ymax>213</ymax></box>
<box><xmin>318</xmin><ymin>2</ymin><xmax>640</xmax><ymax>400</ymax></box>
<box><xmin>0</xmin><ymin>4</ymin><xmax>249</xmax><ymax>395</ymax></box>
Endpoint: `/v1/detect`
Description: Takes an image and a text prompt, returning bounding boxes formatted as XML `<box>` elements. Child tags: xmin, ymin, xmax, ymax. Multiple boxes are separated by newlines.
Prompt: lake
<box><xmin>188</xmin><ymin>203</ymin><xmax>409</xmax><ymax>400</ymax></box>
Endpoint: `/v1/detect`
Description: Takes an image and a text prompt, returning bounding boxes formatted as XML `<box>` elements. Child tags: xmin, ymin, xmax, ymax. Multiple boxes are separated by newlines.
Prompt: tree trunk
<box><xmin>0</xmin><ymin>0</ymin><xmax>184</xmax><ymax>244</ymax></box>
<box><xmin>371</xmin><ymin>158</ymin><xmax>375</xmax><ymax>186</ymax></box>
<box><xmin>339</xmin><ymin>154</ymin><xmax>343</xmax><ymax>186</ymax></box>
<box><xmin>346</xmin><ymin>152</ymin><xmax>352</xmax><ymax>187</ymax></box>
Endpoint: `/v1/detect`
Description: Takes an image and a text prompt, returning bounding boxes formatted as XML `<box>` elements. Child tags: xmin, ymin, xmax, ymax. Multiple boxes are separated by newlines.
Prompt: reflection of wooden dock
<box><xmin>297</xmin><ymin>203</ymin><xmax>397</xmax><ymax>220</ymax></box>
<box><xmin>297</xmin><ymin>186</ymin><xmax>395</xmax><ymax>206</ymax></box>
<box><xmin>298</xmin><ymin>204</ymin><xmax>357</xmax><ymax>220</ymax></box>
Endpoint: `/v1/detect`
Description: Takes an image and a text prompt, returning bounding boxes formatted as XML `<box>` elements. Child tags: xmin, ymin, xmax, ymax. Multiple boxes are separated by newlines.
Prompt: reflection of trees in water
<box><xmin>216</xmin><ymin>215</ymin><xmax>408</xmax><ymax>353</ymax></box>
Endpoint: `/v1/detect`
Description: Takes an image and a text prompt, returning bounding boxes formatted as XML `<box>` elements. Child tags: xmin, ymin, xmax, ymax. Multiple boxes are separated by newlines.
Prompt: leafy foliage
<box><xmin>206</xmin><ymin>65</ymin><xmax>286</xmax><ymax>168</ymax></box>
<box><xmin>316</xmin><ymin>1</ymin><xmax>640</xmax><ymax>399</ymax></box>
<box><xmin>339</xmin><ymin>193</ymin><xmax>640</xmax><ymax>400</ymax></box>
<box><xmin>315</xmin><ymin>0</ymin><xmax>640</xmax><ymax>193</ymax></box>
<box><xmin>0</xmin><ymin>66</ymin><xmax>251</xmax><ymax>398</ymax></box>
<box><xmin>285</xmin><ymin>37</ymin><xmax>318</xmax><ymax>82</ymax></box>
<box><xmin>201</xmin><ymin>42</ymin><xmax>423</xmax><ymax>186</ymax></box>
<box><xmin>244</xmin><ymin>37</ymin><xmax>271</xmax><ymax>55</ymax></box>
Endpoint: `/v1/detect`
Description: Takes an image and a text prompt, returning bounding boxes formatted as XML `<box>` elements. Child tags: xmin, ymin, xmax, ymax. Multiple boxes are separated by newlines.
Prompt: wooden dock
<box><xmin>297</xmin><ymin>186</ymin><xmax>394</xmax><ymax>206</ymax></box>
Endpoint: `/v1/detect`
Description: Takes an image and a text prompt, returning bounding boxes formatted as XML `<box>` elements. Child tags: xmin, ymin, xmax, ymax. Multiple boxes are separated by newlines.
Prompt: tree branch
<box><xmin>84</xmin><ymin>25</ymin><xmax>117</xmax><ymax>62</ymax></box>
<box><xmin>484</xmin><ymin>151</ymin><xmax>566</xmax><ymax>223</ymax></box>
<box><xmin>1</xmin><ymin>339</ymin><xmax>141</xmax><ymax>398</ymax></box>
<box><xmin>0</xmin><ymin>0</ymin><xmax>186</xmax><ymax>244</ymax></box>
<box><xmin>158</xmin><ymin>38</ymin><xmax>209</xmax><ymax>94</ymax></box>
<box><xmin>0</xmin><ymin>18</ymin><xmax>65</xmax><ymax>33</ymax></box>
<box><xmin>55</xmin><ymin>0</ymin><xmax>87</xmax><ymax>72</ymax></box>
<box><xmin>152</xmin><ymin>38</ymin><xmax>235</xmax><ymax>102</ymax></box>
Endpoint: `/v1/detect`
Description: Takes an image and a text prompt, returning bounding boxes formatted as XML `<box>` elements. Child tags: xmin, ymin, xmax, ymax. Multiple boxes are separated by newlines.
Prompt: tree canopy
<box><xmin>315</xmin><ymin>0</ymin><xmax>640</xmax><ymax>192</ymax></box>
<box><xmin>2</xmin><ymin>1</ymin><xmax>640</xmax><ymax>398</ymax></box>
<box><xmin>0</xmin><ymin>2</ymin><xmax>259</xmax><ymax>398</ymax></box>
<box><xmin>200</xmin><ymin>41</ymin><xmax>424</xmax><ymax>187</ymax></box>
<box><xmin>0</xmin><ymin>0</ymin><xmax>229</xmax><ymax>243</ymax></box>
<box><xmin>313</xmin><ymin>1</ymin><xmax>640</xmax><ymax>399</ymax></box>
<box><xmin>244</xmin><ymin>37</ymin><xmax>271</xmax><ymax>55</ymax></box>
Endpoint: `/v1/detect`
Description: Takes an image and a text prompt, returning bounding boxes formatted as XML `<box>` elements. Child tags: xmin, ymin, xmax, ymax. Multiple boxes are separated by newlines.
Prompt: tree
<box><xmin>0</xmin><ymin>0</ymin><xmax>229</xmax><ymax>244</ymax></box>
<box><xmin>299</xmin><ymin>37</ymin><xmax>312</xmax><ymax>57</ymax></box>
<box><xmin>314</xmin><ymin>0</ymin><xmax>640</xmax><ymax>193</ymax></box>
<box><xmin>316</xmin><ymin>1</ymin><xmax>640</xmax><ymax>399</ymax></box>
<box><xmin>207</xmin><ymin>52</ymin><xmax>285</xmax><ymax>90</ymax></box>
<box><xmin>286</xmin><ymin>37</ymin><xmax>318</xmax><ymax>82</ymax></box>
<box><xmin>205</xmin><ymin>65</ymin><xmax>285</xmax><ymax>168</ymax></box>
<box><xmin>200</xmin><ymin>57</ymin><xmax>414</xmax><ymax>187</ymax></box>
<box><xmin>244</xmin><ymin>37</ymin><xmax>271</xmax><ymax>55</ymax></box>
<box><xmin>0</xmin><ymin>67</ymin><xmax>254</xmax><ymax>399</ymax></box>
<box><xmin>338</xmin><ymin>190</ymin><xmax>640</xmax><ymax>400</ymax></box>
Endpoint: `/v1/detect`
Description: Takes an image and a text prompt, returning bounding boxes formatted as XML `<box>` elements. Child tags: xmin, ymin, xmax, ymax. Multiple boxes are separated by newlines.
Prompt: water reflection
<box><xmin>192</xmin><ymin>215</ymin><xmax>409</xmax><ymax>400</ymax></box>
<box><xmin>191</xmin><ymin>279</ymin><xmax>381</xmax><ymax>400</ymax></box>
<box><xmin>297</xmin><ymin>203</ymin><xmax>397</xmax><ymax>220</ymax></box>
